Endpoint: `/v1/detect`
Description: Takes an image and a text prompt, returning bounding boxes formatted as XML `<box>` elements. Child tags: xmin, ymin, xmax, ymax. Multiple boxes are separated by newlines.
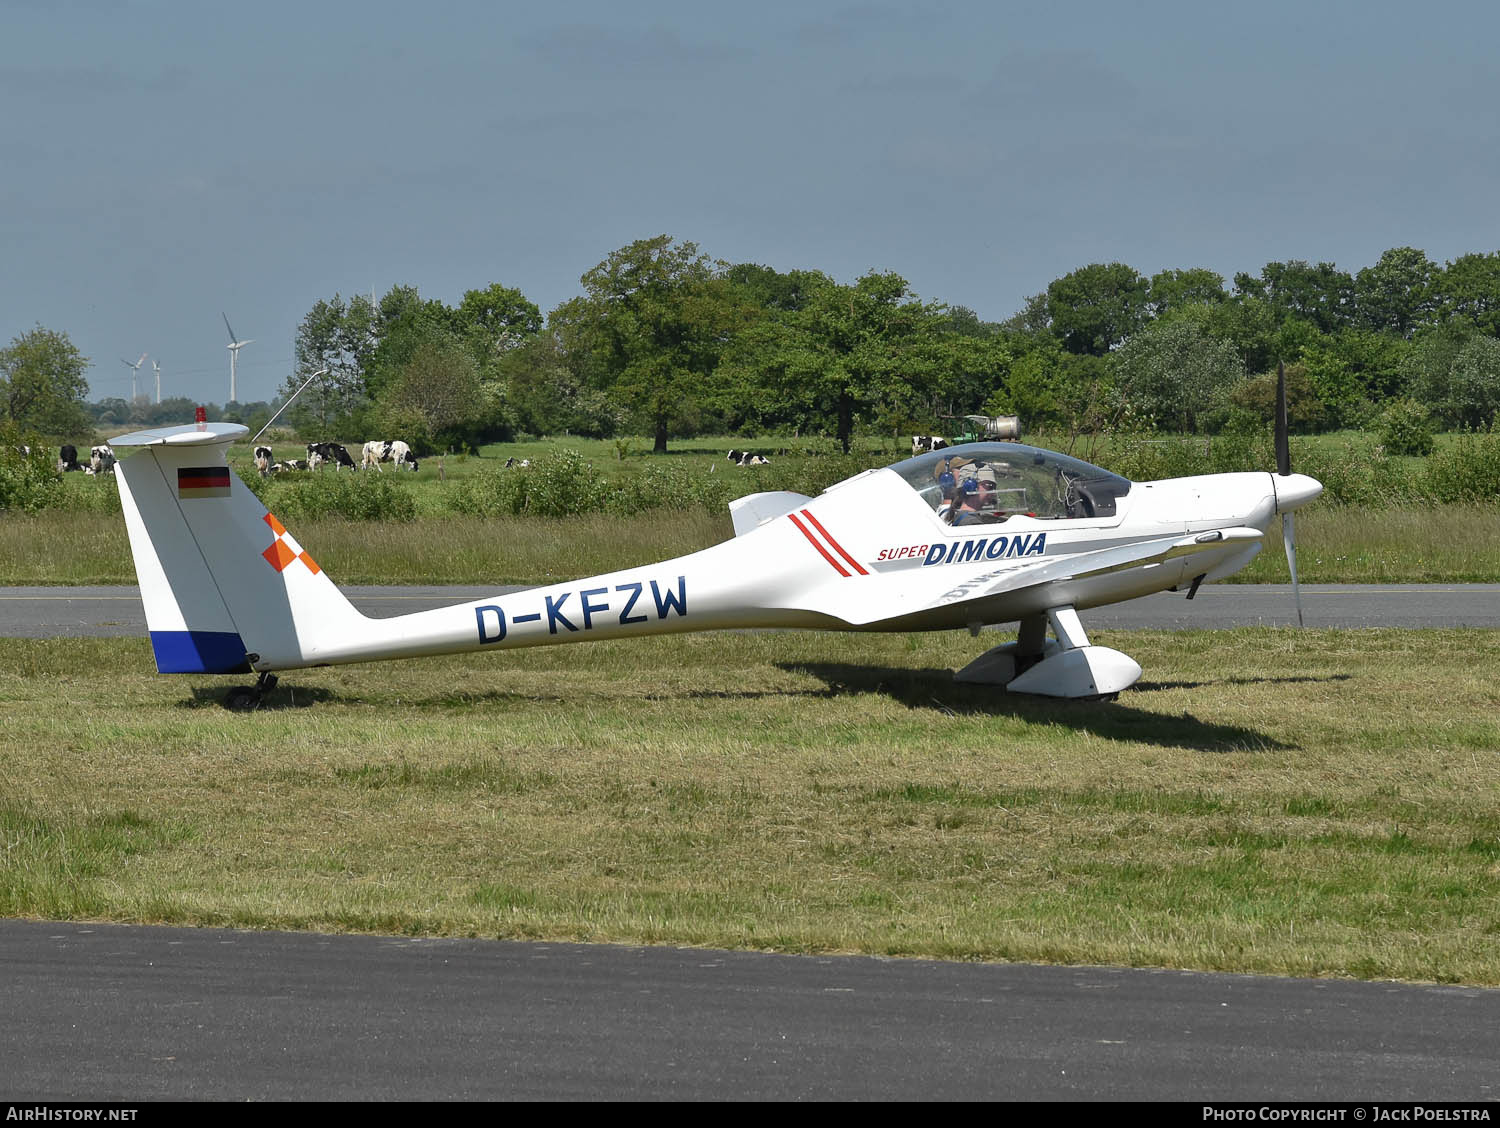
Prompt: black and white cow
<box><xmin>307</xmin><ymin>441</ymin><xmax>357</xmax><ymax>471</ymax></box>
<box><xmin>387</xmin><ymin>439</ymin><xmax>417</xmax><ymax>471</ymax></box>
<box><xmin>361</xmin><ymin>440</ymin><xmax>390</xmax><ymax>471</ymax></box>
<box><xmin>89</xmin><ymin>444</ymin><xmax>116</xmax><ymax>475</ymax></box>
<box><xmin>726</xmin><ymin>449</ymin><xmax>771</xmax><ymax>466</ymax></box>
<box><xmin>59</xmin><ymin>444</ymin><xmax>80</xmax><ymax>472</ymax></box>
<box><xmin>912</xmin><ymin>435</ymin><xmax>949</xmax><ymax>455</ymax></box>
<box><xmin>272</xmin><ymin>459</ymin><xmax>310</xmax><ymax>473</ymax></box>
<box><xmin>254</xmin><ymin>446</ymin><xmax>274</xmax><ymax>477</ymax></box>
<box><xmin>362</xmin><ymin>439</ymin><xmax>419</xmax><ymax>472</ymax></box>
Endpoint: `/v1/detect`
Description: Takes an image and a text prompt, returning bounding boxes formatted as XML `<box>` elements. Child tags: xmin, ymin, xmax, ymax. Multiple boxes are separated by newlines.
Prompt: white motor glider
<box><xmin>111</xmin><ymin>395</ymin><xmax>1320</xmax><ymax>709</ymax></box>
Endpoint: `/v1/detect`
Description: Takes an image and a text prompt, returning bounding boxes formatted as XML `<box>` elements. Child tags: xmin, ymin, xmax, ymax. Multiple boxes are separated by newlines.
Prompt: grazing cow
<box><xmin>387</xmin><ymin>440</ymin><xmax>417</xmax><ymax>471</ymax></box>
<box><xmin>90</xmin><ymin>444</ymin><xmax>116</xmax><ymax>475</ymax></box>
<box><xmin>504</xmin><ymin>457</ymin><xmax>531</xmax><ymax>468</ymax></box>
<box><xmin>272</xmin><ymin>459</ymin><xmax>310</xmax><ymax>473</ymax></box>
<box><xmin>254</xmin><ymin>446</ymin><xmax>274</xmax><ymax>477</ymax></box>
<box><xmin>361</xmin><ymin>439</ymin><xmax>419</xmax><ymax>472</ymax></box>
<box><xmin>726</xmin><ymin>449</ymin><xmax>772</xmax><ymax>466</ymax></box>
<box><xmin>361</xmin><ymin>440</ymin><xmax>391</xmax><ymax>471</ymax></box>
<box><xmin>912</xmin><ymin>435</ymin><xmax>949</xmax><ymax>455</ymax></box>
<box><xmin>59</xmin><ymin>444</ymin><xmax>80</xmax><ymax>471</ymax></box>
<box><xmin>307</xmin><ymin>441</ymin><xmax>356</xmax><ymax>471</ymax></box>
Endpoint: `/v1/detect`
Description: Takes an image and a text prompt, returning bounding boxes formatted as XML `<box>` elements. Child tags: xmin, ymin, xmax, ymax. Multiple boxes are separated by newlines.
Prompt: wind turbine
<box><xmin>152</xmin><ymin>359</ymin><xmax>162</xmax><ymax>404</ymax></box>
<box><xmin>121</xmin><ymin>353</ymin><xmax>147</xmax><ymax>401</ymax></box>
<box><xmin>223</xmin><ymin>313</ymin><xmax>253</xmax><ymax>404</ymax></box>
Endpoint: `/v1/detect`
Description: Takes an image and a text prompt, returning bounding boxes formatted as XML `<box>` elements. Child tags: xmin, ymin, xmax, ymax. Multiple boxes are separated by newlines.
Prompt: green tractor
<box><xmin>946</xmin><ymin>414</ymin><xmax>1022</xmax><ymax>445</ymax></box>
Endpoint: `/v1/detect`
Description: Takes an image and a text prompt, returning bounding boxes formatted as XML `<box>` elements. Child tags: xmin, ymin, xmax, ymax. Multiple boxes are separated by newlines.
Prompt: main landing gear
<box><xmin>225</xmin><ymin>672</ymin><xmax>278</xmax><ymax>712</ymax></box>
<box><xmin>953</xmin><ymin>606</ymin><xmax>1141</xmax><ymax>700</ymax></box>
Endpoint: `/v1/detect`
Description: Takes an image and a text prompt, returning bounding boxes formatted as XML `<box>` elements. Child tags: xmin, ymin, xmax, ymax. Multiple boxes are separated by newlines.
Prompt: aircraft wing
<box><xmin>813</xmin><ymin>526</ymin><xmax>1264</xmax><ymax>627</ymax></box>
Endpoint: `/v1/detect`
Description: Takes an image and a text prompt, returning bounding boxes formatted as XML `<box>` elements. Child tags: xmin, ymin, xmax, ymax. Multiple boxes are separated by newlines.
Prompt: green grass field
<box><xmin>4</xmin><ymin>503</ymin><xmax>1498</xmax><ymax>586</ymax></box>
<box><xmin>3</xmin><ymin>628</ymin><xmax>1499</xmax><ymax>983</ymax></box>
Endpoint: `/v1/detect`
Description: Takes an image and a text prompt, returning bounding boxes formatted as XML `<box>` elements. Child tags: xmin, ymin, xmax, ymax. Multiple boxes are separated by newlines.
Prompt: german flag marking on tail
<box><xmin>177</xmin><ymin>467</ymin><xmax>231</xmax><ymax>498</ymax></box>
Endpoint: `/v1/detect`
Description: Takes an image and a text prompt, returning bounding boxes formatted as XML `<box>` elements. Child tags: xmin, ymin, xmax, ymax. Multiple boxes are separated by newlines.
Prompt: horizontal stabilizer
<box><xmin>109</xmin><ymin>422</ymin><xmax>250</xmax><ymax>449</ymax></box>
<box><xmin>729</xmin><ymin>491</ymin><xmax>812</xmax><ymax>537</ymax></box>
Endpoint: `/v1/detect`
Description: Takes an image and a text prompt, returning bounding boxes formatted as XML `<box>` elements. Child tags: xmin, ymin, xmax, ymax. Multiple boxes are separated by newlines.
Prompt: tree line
<box><xmin>5</xmin><ymin>239</ymin><xmax>1499</xmax><ymax>453</ymax></box>
<box><xmin>280</xmin><ymin>238</ymin><xmax>1500</xmax><ymax>455</ymax></box>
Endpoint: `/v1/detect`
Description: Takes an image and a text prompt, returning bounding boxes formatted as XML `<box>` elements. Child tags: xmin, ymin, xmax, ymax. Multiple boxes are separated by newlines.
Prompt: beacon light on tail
<box><xmin>110</xmin><ymin>398</ymin><xmax>1319</xmax><ymax>708</ymax></box>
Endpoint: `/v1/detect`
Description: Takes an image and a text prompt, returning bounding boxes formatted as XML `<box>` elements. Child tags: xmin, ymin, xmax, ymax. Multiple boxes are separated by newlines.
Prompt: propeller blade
<box><xmin>1275</xmin><ymin>360</ymin><xmax>1291</xmax><ymax>476</ymax></box>
<box><xmin>1275</xmin><ymin>360</ymin><xmax>1306</xmax><ymax>625</ymax></box>
<box><xmin>223</xmin><ymin>312</ymin><xmax>237</xmax><ymax>343</ymax></box>
<box><xmin>1283</xmin><ymin>510</ymin><xmax>1304</xmax><ymax>627</ymax></box>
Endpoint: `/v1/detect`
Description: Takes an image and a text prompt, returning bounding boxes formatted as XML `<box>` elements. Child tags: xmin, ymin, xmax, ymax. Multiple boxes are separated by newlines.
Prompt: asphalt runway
<box><xmin>5</xmin><ymin>585</ymin><xmax>1498</xmax><ymax>1100</ymax></box>
<box><xmin>4</xmin><ymin>582</ymin><xmax>1500</xmax><ymax>637</ymax></box>
<box><xmin>4</xmin><ymin>920</ymin><xmax>1498</xmax><ymax>1101</ymax></box>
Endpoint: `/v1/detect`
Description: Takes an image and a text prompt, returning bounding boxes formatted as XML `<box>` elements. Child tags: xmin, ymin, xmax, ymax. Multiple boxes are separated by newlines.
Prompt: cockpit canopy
<box><xmin>888</xmin><ymin>443</ymin><xmax>1132</xmax><ymax>524</ymax></box>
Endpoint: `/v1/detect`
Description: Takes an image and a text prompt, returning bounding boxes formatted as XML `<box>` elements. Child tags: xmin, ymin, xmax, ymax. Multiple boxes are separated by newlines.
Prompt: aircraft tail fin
<box><xmin>114</xmin><ymin>423</ymin><xmax>367</xmax><ymax>673</ymax></box>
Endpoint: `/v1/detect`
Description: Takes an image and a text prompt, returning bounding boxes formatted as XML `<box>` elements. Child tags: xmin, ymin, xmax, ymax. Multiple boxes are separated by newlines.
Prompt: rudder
<box><xmin>114</xmin><ymin>423</ymin><xmax>366</xmax><ymax>673</ymax></box>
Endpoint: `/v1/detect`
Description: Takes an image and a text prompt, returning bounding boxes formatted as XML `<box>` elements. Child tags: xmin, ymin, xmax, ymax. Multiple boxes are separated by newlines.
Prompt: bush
<box><xmin>606</xmin><ymin>460</ymin><xmax>735</xmax><ymax>516</ymax></box>
<box><xmin>234</xmin><ymin>463</ymin><xmax>272</xmax><ymax>503</ymax></box>
<box><xmin>446</xmin><ymin>449</ymin><xmax>600</xmax><ymax>518</ymax></box>
<box><xmin>446</xmin><ymin>461</ymin><xmax>530</xmax><ymax>517</ymax></box>
<box><xmin>53</xmin><ymin>473</ymin><xmax>121</xmax><ymax>514</ymax></box>
<box><xmin>1104</xmin><ymin>434</ymin><xmax>1220</xmax><ymax>482</ymax></box>
<box><xmin>1376</xmin><ymin>399</ymin><xmax>1435</xmax><ymax>457</ymax></box>
<box><xmin>447</xmin><ymin>447</ymin><xmax>882</xmax><ymax>521</ymax></box>
<box><xmin>1296</xmin><ymin>443</ymin><xmax>1417</xmax><ymax>507</ymax></box>
<box><xmin>1084</xmin><ymin>427</ymin><xmax>1422</xmax><ymax>508</ymax></box>
<box><xmin>1420</xmin><ymin>429</ymin><xmax>1500</xmax><ymax>505</ymax></box>
<box><xmin>267</xmin><ymin>469</ymin><xmax>418</xmax><ymax>522</ymax></box>
<box><xmin>0</xmin><ymin>433</ymin><xmax>63</xmax><ymax>514</ymax></box>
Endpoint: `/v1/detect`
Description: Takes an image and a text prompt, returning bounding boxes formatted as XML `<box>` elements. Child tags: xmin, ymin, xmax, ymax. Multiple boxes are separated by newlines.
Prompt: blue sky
<box><xmin>5</xmin><ymin>0</ymin><xmax>1498</xmax><ymax>406</ymax></box>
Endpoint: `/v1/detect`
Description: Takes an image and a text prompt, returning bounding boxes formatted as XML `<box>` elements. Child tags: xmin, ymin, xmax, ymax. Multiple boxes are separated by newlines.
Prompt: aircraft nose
<box><xmin>1273</xmin><ymin>472</ymin><xmax>1323</xmax><ymax>513</ymax></box>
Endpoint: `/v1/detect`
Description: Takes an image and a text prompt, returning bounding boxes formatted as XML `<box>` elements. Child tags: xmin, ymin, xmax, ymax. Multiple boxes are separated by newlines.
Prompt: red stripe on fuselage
<box><xmin>799</xmin><ymin>510</ymin><xmax>868</xmax><ymax>576</ymax></box>
<box><xmin>788</xmin><ymin>513</ymin><xmax>850</xmax><ymax>577</ymax></box>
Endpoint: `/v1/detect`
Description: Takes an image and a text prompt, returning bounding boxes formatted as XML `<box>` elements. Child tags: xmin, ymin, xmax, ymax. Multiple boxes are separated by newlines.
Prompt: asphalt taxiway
<box><xmin>4</xmin><ymin>920</ymin><xmax>1497</xmax><ymax>1101</ymax></box>
<box><xmin>3</xmin><ymin>582</ymin><xmax>1500</xmax><ymax>637</ymax></box>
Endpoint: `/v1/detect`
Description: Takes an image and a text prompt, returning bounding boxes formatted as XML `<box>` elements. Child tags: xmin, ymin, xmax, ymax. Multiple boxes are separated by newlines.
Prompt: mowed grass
<box><xmin>3</xmin><ymin>628</ymin><xmax>1499</xmax><ymax>983</ymax></box>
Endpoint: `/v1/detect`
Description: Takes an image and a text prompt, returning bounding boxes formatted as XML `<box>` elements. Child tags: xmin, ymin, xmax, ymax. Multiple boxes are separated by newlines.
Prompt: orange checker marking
<box><xmin>299</xmin><ymin>552</ymin><xmax>321</xmax><ymax>575</ymax></box>
<box><xmin>263</xmin><ymin>539</ymin><xmax>297</xmax><ymax>573</ymax></box>
<box><xmin>264</xmin><ymin>512</ymin><xmax>287</xmax><ymax>537</ymax></box>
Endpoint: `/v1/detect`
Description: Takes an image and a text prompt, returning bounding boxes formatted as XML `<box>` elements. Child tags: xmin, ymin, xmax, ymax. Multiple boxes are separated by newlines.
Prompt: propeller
<box><xmin>1276</xmin><ymin>360</ymin><xmax>1304</xmax><ymax>626</ymax></box>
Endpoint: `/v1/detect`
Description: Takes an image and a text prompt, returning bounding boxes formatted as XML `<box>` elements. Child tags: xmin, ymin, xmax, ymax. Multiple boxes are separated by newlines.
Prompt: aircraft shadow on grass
<box><xmin>1135</xmin><ymin>674</ymin><xmax>1352</xmax><ymax>692</ymax></box>
<box><xmin>183</xmin><ymin>686</ymin><xmax>341</xmax><ymax>711</ymax></box>
<box><xmin>778</xmin><ymin>661</ymin><xmax>1298</xmax><ymax>753</ymax></box>
<box><xmin>178</xmin><ymin>664</ymin><xmax>1310</xmax><ymax>750</ymax></box>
